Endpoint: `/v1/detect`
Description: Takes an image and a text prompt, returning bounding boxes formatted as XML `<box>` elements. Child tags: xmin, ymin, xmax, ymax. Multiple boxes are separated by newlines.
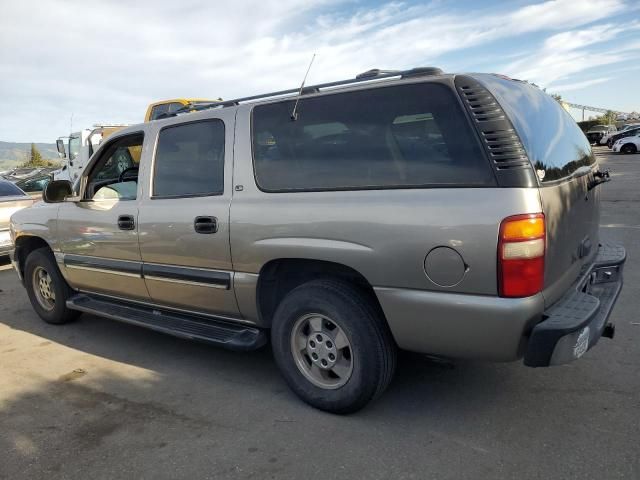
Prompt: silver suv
<box><xmin>9</xmin><ymin>68</ymin><xmax>625</xmax><ymax>413</ymax></box>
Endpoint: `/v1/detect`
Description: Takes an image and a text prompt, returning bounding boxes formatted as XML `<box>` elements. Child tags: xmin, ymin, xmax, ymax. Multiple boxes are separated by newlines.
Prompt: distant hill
<box><xmin>0</xmin><ymin>141</ymin><xmax>60</xmax><ymax>170</ymax></box>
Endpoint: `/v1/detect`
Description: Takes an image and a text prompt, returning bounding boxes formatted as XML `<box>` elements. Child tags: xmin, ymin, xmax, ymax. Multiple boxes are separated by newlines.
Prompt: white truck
<box><xmin>54</xmin><ymin>124</ymin><xmax>128</xmax><ymax>182</ymax></box>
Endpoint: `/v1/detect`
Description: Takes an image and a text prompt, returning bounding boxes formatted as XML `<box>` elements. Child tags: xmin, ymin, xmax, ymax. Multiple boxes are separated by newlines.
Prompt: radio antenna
<box><xmin>290</xmin><ymin>53</ymin><xmax>316</xmax><ymax>121</ymax></box>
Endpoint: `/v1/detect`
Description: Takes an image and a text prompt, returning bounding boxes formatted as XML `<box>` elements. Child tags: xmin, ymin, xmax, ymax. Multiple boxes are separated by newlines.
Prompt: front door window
<box><xmin>84</xmin><ymin>134</ymin><xmax>143</xmax><ymax>201</ymax></box>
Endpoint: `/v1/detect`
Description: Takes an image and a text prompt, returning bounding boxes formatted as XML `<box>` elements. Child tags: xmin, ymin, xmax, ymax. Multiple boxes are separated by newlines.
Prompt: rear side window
<box><xmin>150</xmin><ymin>102</ymin><xmax>185</xmax><ymax>121</ymax></box>
<box><xmin>473</xmin><ymin>74</ymin><xmax>595</xmax><ymax>183</ymax></box>
<box><xmin>153</xmin><ymin>120</ymin><xmax>225</xmax><ymax>198</ymax></box>
<box><xmin>0</xmin><ymin>181</ymin><xmax>26</xmax><ymax>197</ymax></box>
<box><xmin>252</xmin><ymin>83</ymin><xmax>493</xmax><ymax>191</ymax></box>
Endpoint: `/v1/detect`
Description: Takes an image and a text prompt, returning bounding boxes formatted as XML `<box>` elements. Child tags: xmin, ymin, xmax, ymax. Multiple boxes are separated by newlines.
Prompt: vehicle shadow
<box><xmin>0</xmin><ymin>266</ymin><xmax>517</xmax><ymax>418</ymax></box>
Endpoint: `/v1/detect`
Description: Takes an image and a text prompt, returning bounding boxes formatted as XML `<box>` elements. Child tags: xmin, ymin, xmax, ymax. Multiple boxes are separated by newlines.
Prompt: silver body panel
<box><xmin>539</xmin><ymin>176</ymin><xmax>600</xmax><ymax>307</ymax></box>
<box><xmin>56</xmin><ymin>198</ymin><xmax>149</xmax><ymax>301</ymax></box>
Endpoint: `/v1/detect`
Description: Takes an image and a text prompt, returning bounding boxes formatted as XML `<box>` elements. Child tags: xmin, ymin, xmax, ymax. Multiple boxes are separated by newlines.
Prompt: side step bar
<box><xmin>66</xmin><ymin>294</ymin><xmax>267</xmax><ymax>351</ymax></box>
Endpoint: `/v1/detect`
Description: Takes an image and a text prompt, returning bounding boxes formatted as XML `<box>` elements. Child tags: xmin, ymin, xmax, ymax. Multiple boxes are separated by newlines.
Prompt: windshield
<box><xmin>69</xmin><ymin>135</ymin><xmax>81</xmax><ymax>160</ymax></box>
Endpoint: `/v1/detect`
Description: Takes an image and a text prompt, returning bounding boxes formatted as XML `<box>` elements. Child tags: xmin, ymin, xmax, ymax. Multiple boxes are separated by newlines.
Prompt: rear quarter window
<box><xmin>473</xmin><ymin>74</ymin><xmax>594</xmax><ymax>183</ymax></box>
<box><xmin>252</xmin><ymin>83</ymin><xmax>494</xmax><ymax>192</ymax></box>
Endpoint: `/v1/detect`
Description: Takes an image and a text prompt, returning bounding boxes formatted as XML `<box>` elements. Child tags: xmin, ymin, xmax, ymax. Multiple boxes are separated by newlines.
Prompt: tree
<box><xmin>20</xmin><ymin>143</ymin><xmax>57</xmax><ymax>168</ymax></box>
<box><xmin>30</xmin><ymin>143</ymin><xmax>43</xmax><ymax>164</ymax></box>
<box><xmin>597</xmin><ymin>110</ymin><xmax>617</xmax><ymax>125</ymax></box>
<box><xmin>550</xmin><ymin>93</ymin><xmax>562</xmax><ymax>103</ymax></box>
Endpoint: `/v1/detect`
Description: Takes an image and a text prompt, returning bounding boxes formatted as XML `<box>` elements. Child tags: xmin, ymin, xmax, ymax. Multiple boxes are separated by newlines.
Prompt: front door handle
<box><xmin>194</xmin><ymin>216</ymin><xmax>218</xmax><ymax>234</ymax></box>
<box><xmin>117</xmin><ymin>214</ymin><xmax>135</xmax><ymax>230</ymax></box>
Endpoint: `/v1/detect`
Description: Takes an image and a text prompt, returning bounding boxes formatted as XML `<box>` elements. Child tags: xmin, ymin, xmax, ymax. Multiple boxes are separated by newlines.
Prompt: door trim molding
<box><xmin>143</xmin><ymin>263</ymin><xmax>231</xmax><ymax>290</ymax></box>
<box><xmin>64</xmin><ymin>254</ymin><xmax>142</xmax><ymax>276</ymax></box>
<box><xmin>61</xmin><ymin>254</ymin><xmax>231</xmax><ymax>289</ymax></box>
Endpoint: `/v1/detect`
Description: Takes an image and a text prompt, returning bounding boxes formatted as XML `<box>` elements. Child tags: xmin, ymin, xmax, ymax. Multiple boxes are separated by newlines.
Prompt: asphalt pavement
<box><xmin>0</xmin><ymin>146</ymin><xmax>638</xmax><ymax>479</ymax></box>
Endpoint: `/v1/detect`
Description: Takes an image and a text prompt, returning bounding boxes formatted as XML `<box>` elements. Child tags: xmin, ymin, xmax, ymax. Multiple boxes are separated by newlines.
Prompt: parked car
<box><xmin>612</xmin><ymin>131</ymin><xmax>640</xmax><ymax>154</ymax></box>
<box><xmin>15</xmin><ymin>173</ymin><xmax>52</xmax><ymax>199</ymax></box>
<box><xmin>0</xmin><ymin>180</ymin><xmax>34</xmax><ymax>257</ymax></box>
<box><xmin>3</xmin><ymin>167</ymin><xmax>43</xmax><ymax>180</ymax></box>
<box><xmin>607</xmin><ymin>125</ymin><xmax>640</xmax><ymax>148</ymax></box>
<box><xmin>586</xmin><ymin>124</ymin><xmax>616</xmax><ymax>145</ymax></box>
<box><xmin>9</xmin><ymin>68</ymin><xmax>625</xmax><ymax>413</ymax></box>
<box><xmin>601</xmin><ymin>123</ymin><xmax>639</xmax><ymax>145</ymax></box>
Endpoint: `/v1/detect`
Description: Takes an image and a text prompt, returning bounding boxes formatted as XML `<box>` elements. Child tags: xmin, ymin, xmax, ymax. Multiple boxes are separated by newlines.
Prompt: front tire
<box><xmin>271</xmin><ymin>279</ymin><xmax>396</xmax><ymax>414</ymax></box>
<box><xmin>24</xmin><ymin>248</ymin><xmax>79</xmax><ymax>324</ymax></box>
<box><xmin>621</xmin><ymin>143</ymin><xmax>637</xmax><ymax>154</ymax></box>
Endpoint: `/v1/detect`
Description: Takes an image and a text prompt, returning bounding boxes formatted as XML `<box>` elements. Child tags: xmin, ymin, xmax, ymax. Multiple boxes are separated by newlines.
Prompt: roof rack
<box><xmin>162</xmin><ymin>66</ymin><xmax>444</xmax><ymax>118</ymax></box>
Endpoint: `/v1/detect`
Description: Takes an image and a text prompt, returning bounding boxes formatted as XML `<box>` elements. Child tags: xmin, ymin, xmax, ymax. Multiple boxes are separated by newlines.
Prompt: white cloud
<box><xmin>549</xmin><ymin>77</ymin><xmax>612</xmax><ymax>92</ymax></box>
<box><xmin>0</xmin><ymin>0</ymin><xmax>635</xmax><ymax>141</ymax></box>
<box><xmin>504</xmin><ymin>21</ymin><xmax>640</xmax><ymax>87</ymax></box>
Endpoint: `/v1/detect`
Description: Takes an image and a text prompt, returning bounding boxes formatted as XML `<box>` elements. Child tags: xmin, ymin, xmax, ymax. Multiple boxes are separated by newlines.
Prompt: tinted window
<box><xmin>153</xmin><ymin>120</ymin><xmax>225</xmax><ymax>197</ymax></box>
<box><xmin>474</xmin><ymin>74</ymin><xmax>595</xmax><ymax>183</ymax></box>
<box><xmin>150</xmin><ymin>102</ymin><xmax>185</xmax><ymax>121</ymax></box>
<box><xmin>252</xmin><ymin>83</ymin><xmax>493</xmax><ymax>191</ymax></box>
<box><xmin>0</xmin><ymin>181</ymin><xmax>26</xmax><ymax>197</ymax></box>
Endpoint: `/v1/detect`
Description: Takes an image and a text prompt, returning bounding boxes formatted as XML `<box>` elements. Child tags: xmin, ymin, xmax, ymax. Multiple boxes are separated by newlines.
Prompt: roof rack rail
<box><xmin>163</xmin><ymin>66</ymin><xmax>444</xmax><ymax>118</ymax></box>
<box><xmin>355</xmin><ymin>68</ymin><xmax>402</xmax><ymax>79</ymax></box>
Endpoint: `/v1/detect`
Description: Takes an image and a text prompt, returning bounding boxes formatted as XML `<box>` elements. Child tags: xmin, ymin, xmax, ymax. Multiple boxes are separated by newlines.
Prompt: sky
<box><xmin>1</xmin><ymin>0</ymin><xmax>639</xmax><ymax>142</ymax></box>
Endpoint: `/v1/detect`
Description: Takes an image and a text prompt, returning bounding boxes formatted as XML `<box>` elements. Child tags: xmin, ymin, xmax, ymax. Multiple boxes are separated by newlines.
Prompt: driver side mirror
<box><xmin>56</xmin><ymin>139</ymin><xmax>67</xmax><ymax>158</ymax></box>
<box><xmin>43</xmin><ymin>180</ymin><xmax>73</xmax><ymax>203</ymax></box>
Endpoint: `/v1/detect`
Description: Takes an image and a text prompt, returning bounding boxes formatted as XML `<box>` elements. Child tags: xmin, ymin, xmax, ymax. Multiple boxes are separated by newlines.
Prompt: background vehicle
<box><xmin>607</xmin><ymin>125</ymin><xmax>640</xmax><ymax>148</ymax></box>
<box><xmin>612</xmin><ymin>131</ymin><xmax>640</xmax><ymax>154</ymax></box>
<box><xmin>0</xmin><ymin>180</ymin><xmax>33</xmax><ymax>257</ymax></box>
<box><xmin>601</xmin><ymin>123</ymin><xmax>640</xmax><ymax>145</ymax></box>
<box><xmin>15</xmin><ymin>173</ymin><xmax>51</xmax><ymax>198</ymax></box>
<box><xmin>586</xmin><ymin>124</ymin><xmax>616</xmax><ymax>145</ymax></box>
<box><xmin>10</xmin><ymin>69</ymin><xmax>625</xmax><ymax>413</ymax></box>
<box><xmin>2</xmin><ymin>167</ymin><xmax>44</xmax><ymax>181</ymax></box>
<box><xmin>53</xmin><ymin>124</ymin><xmax>128</xmax><ymax>182</ymax></box>
<box><xmin>145</xmin><ymin>98</ymin><xmax>222</xmax><ymax>122</ymax></box>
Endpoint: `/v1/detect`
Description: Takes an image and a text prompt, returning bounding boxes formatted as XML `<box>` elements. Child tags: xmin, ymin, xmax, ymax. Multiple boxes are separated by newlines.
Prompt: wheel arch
<box><xmin>621</xmin><ymin>142</ymin><xmax>637</xmax><ymax>153</ymax></box>
<box><xmin>13</xmin><ymin>235</ymin><xmax>54</xmax><ymax>282</ymax></box>
<box><xmin>255</xmin><ymin>258</ymin><xmax>387</xmax><ymax>328</ymax></box>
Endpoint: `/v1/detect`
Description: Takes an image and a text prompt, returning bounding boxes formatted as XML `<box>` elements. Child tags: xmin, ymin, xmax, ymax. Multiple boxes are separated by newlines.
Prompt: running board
<box><xmin>66</xmin><ymin>294</ymin><xmax>267</xmax><ymax>351</ymax></box>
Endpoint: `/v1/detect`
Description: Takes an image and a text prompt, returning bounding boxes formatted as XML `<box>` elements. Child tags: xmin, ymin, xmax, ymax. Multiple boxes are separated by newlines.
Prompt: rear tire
<box><xmin>24</xmin><ymin>248</ymin><xmax>79</xmax><ymax>324</ymax></box>
<box><xmin>271</xmin><ymin>279</ymin><xmax>396</xmax><ymax>414</ymax></box>
<box><xmin>621</xmin><ymin>143</ymin><xmax>637</xmax><ymax>154</ymax></box>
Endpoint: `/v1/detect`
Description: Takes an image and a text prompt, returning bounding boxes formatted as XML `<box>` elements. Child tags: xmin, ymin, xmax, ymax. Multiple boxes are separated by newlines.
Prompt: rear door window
<box><xmin>153</xmin><ymin>120</ymin><xmax>225</xmax><ymax>198</ymax></box>
<box><xmin>252</xmin><ymin>83</ymin><xmax>493</xmax><ymax>191</ymax></box>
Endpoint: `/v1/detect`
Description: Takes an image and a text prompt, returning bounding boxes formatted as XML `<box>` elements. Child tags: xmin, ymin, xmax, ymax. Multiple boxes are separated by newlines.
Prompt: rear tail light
<box><xmin>498</xmin><ymin>213</ymin><xmax>545</xmax><ymax>298</ymax></box>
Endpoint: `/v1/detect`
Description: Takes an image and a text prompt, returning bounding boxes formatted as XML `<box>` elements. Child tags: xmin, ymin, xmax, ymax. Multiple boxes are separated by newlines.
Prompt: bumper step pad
<box><xmin>524</xmin><ymin>242</ymin><xmax>626</xmax><ymax>367</ymax></box>
<box><xmin>67</xmin><ymin>294</ymin><xmax>267</xmax><ymax>351</ymax></box>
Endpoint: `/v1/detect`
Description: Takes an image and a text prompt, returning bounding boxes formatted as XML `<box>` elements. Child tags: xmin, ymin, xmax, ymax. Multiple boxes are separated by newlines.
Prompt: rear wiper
<box><xmin>588</xmin><ymin>169</ymin><xmax>610</xmax><ymax>191</ymax></box>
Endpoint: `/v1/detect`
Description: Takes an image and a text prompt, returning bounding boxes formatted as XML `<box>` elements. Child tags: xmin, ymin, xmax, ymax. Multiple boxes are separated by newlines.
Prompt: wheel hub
<box><xmin>306</xmin><ymin>332</ymin><xmax>338</xmax><ymax>369</ymax></box>
<box><xmin>290</xmin><ymin>313</ymin><xmax>354</xmax><ymax>389</ymax></box>
<box><xmin>32</xmin><ymin>266</ymin><xmax>55</xmax><ymax>311</ymax></box>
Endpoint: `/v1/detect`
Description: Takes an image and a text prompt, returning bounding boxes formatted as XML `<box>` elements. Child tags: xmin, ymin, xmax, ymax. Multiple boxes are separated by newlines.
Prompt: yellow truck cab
<box><xmin>145</xmin><ymin>98</ymin><xmax>222</xmax><ymax>122</ymax></box>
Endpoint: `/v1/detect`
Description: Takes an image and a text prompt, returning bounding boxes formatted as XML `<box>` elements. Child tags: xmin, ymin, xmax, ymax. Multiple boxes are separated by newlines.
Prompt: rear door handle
<box><xmin>117</xmin><ymin>214</ymin><xmax>135</xmax><ymax>230</ymax></box>
<box><xmin>194</xmin><ymin>216</ymin><xmax>218</xmax><ymax>234</ymax></box>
